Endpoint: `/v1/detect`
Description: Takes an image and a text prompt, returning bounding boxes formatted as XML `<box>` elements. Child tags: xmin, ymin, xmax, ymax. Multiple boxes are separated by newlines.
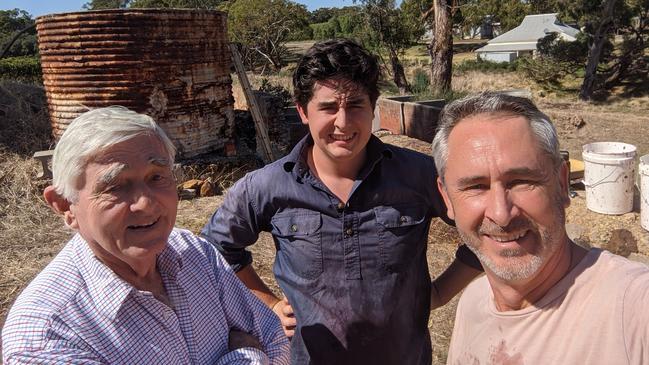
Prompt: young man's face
<box><xmin>438</xmin><ymin>113</ymin><xmax>570</xmax><ymax>283</ymax></box>
<box><xmin>296</xmin><ymin>79</ymin><xmax>374</xmax><ymax>169</ymax></box>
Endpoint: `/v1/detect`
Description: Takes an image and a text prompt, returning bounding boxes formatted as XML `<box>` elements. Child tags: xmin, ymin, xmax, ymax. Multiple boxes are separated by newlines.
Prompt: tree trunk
<box><xmin>429</xmin><ymin>0</ymin><xmax>454</xmax><ymax>96</ymax></box>
<box><xmin>389</xmin><ymin>49</ymin><xmax>411</xmax><ymax>94</ymax></box>
<box><xmin>579</xmin><ymin>0</ymin><xmax>617</xmax><ymax>100</ymax></box>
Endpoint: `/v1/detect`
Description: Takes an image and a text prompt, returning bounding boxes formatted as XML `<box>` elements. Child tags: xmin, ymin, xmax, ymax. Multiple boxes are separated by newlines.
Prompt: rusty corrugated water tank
<box><xmin>36</xmin><ymin>9</ymin><xmax>234</xmax><ymax>159</ymax></box>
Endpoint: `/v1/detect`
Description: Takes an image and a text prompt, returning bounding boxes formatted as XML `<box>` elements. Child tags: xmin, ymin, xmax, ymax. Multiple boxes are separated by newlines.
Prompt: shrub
<box><xmin>411</xmin><ymin>68</ymin><xmax>430</xmax><ymax>94</ymax></box>
<box><xmin>0</xmin><ymin>56</ymin><xmax>41</xmax><ymax>84</ymax></box>
<box><xmin>455</xmin><ymin>58</ymin><xmax>518</xmax><ymax>74</ymax></box>
<box><xmin>412</xmin><ymin>89</ymin><xmax>468</xmax><ymax>103</ymax></box>
<box><xmin>517</xmin><ymin>56</ymin><xmax>567</xmax><ymax>89</ymax></box>
<box><xmin>310</xmin><ymin>22</ymin><xmax>337</xmax><ymax>40</ymax></box>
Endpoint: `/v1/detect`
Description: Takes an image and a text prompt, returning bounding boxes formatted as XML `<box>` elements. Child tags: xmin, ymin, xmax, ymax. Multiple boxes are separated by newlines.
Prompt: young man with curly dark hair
<box><xmin>202</xmin><ymin>39</ymin><xmax>482</xmax><ymax>364</ymax></box>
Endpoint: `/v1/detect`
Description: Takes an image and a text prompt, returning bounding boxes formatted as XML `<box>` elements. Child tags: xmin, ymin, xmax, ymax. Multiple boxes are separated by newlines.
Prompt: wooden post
<box><xmin>229</xmin><ymin>43</ymin><xmax>275</xmax><ymax>163</ymax></box>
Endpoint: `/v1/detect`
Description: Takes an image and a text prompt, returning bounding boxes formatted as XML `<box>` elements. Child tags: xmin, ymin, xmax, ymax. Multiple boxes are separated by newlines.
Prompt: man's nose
<box><xmin>334</xmin><ymin>107</ymin><xmax>350</xmax><ymax>130</ymax></box>
<box><xmin>484</xmin><ymin>185</ymin><xmax>519</xmax><ymax>227</ymax></box>
<box><xmin>130</xmin><ymin>186</ymin><xmax>157</xmax><ymax>212</ymax></box>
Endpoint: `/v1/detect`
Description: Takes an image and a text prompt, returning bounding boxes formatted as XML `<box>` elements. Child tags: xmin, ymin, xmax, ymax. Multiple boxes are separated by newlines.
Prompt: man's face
<box><xmin>68</xmin><ymin>134</ymin><xmax>178</xmax><ymax>270</ymax></box>
<box><xmin>438</xmin><ymin>113</ymin><xmax>569</xmax><ymax>282</ymax></box>
<box><xmin>296</xmin><ymin>79</ymin><xmax>374</xmax><ymax>168</ymax></box>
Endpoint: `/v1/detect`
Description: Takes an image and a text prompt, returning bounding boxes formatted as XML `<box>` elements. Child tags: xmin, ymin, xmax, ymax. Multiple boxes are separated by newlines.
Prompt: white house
<box><xmin>475</xmin><ymin>13</ymin><xmax>580</xmax><ymax>63</ymax></box>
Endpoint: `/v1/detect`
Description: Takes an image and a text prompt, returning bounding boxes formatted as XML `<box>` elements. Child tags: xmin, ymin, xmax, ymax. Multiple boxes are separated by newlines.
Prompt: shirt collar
<box><xmin>282</xmin><ymin>134</ymin><xmax>393</xmax><ymax>179</ymax></box>
<box><xmin>72</xmin><ymin>232</ymin><xmax>183</xmax><ymax>321</ymax></box>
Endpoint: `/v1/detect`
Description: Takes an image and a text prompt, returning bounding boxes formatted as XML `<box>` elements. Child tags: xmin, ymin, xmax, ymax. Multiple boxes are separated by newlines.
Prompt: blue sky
<box><xmin>2</xmin><ymin>0</ymin><xmax>356</xmax><ymax>17</ymax></box>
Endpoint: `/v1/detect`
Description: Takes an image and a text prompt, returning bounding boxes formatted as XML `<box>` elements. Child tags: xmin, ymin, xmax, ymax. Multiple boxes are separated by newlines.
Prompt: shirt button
<box><xmin>337</xmin><ymin>202</ymin><xmax>345</xmax><ymax>211</ymax></box>
<box><xmin>345</xmin><ymin>228</ymin><xmax>353</xmax><ymax>236</ymax></box>
<box><xmin>290</xmin><ymin>224</ymin><xmax>298</xmax><ymax>232</ymax></box>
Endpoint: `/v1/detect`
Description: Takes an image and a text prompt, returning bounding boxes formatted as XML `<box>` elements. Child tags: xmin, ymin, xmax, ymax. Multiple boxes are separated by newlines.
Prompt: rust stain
<box><xmin>36</xmin><ymin>9</ymin><xmax>234</xmax><ymax>158</ymax></box>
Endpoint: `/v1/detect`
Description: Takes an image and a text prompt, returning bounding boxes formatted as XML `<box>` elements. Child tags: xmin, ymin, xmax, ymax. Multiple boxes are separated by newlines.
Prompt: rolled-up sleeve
<box><xmin>201</xmin><ymin>173</ymin><xmax>263</xmax><ymax>272</ymax></box>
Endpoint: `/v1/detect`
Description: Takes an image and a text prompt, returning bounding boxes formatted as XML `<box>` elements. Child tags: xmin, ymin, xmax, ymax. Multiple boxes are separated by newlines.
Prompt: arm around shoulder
<box><xmin>431</xmin><ymin>255</ymin><xmax>483</xmax><ymax>309</ymax></box>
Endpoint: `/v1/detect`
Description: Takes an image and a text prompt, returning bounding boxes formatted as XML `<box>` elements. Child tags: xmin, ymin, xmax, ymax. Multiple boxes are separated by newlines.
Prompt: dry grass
<box><xmin>0</xmin><ymin>154</ymin><xmax>70</xmax><ymax>329</ymax></box>
<box><xmin>0</xmin><ymin>82</ymin><xmax>52</xmax><ymax>156</ymax></box>
<box><xmin>0</xmin><ymin>82</ymin><xmax>71</xmax><ymax>334</ymax></box>
<box><xmin>452</xmin><ymin>70</ymin><xmax>536</xmax><ymax>94</ymax></box>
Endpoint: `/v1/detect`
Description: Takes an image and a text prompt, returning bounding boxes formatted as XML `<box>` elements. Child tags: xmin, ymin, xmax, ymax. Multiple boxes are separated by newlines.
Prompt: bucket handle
<box><xmin>583</xmin><ymin>169</ymin><xmax>629</xmax><ymax>188</ymax></box>
<box><xmin>583</xmin><ymin>158</ymin><xmax>634</xmax><ymax>166</ymax></box>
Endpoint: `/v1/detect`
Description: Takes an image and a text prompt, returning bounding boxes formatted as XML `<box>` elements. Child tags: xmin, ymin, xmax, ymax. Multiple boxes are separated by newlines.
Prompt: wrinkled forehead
<box><xmin>83</xmin><ymin>136</ymin><xmax>171</xmax><ymax>179</ymax></box>
<box><xmin>446</xmin><ymin>113</ymin><xmax>549</xmax><ymax>169</ymax></box>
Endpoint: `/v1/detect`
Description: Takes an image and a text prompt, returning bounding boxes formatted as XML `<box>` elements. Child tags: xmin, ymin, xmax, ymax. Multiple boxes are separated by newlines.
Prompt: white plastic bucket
<box><xmin>640</xmin><ymin>154</ymin><xmax>649</xmax><ymax>231</ymax></box>
<box><xmin>582</xmin><ymin>142</ymin><xmax>636</xmax><ymax>215</ymax></box>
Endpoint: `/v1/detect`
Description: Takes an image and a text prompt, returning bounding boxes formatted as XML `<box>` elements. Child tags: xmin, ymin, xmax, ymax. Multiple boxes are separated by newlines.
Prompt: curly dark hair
<box><xmin>292</xmin><ymin>39</ymin><xmax>381</xmax><ymax>109</ymax></box>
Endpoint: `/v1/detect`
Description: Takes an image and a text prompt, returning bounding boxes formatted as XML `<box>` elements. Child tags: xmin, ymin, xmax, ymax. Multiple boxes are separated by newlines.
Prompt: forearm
<box><xmin>431</xmin><ymin>259</ymin><xmax>482</xmax><ymax>309</ymax></box>
<box><xmin>236</xmin><ymin>265</ymin><xmax>281</xmax><ymax>309</ymax></box>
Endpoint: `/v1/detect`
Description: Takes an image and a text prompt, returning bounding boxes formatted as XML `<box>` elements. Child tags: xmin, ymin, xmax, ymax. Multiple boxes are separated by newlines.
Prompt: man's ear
<box><xmin>43</xmin><ymin>186</ymin><xmax>78</xmax><ymax>229</ymax></box>
<box><xmin>559</xmin><ymin>160</ymin><xmax>571</xmax><ymax>208</ymax></box>
<box><xmin>437</xmin><ymin>177</ymin><xmax>455</xmax><ymax>220</ymax></box>
<box><xmin>296</xmin><ymin>103</ymin><xmax>308</xmax><ymax>126</ymax></box>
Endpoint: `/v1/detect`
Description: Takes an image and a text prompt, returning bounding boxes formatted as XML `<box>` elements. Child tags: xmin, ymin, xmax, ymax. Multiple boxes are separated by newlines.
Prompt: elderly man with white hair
<box><xmin>2</xmin><ymin>106</ymin><xmax>289</xmax><ymax>364</ymax></box>
<box><xmin>434</xmin><ymin>92</ymin><xmax>649</xmax><ymax>365</ymax></box>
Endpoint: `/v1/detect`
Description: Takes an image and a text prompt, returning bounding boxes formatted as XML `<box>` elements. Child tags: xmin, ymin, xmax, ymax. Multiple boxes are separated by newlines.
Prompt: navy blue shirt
<box><xmin>201</xmin><ymin>135</ymin><xmax>452</xmax><ymax>364</ymax></box>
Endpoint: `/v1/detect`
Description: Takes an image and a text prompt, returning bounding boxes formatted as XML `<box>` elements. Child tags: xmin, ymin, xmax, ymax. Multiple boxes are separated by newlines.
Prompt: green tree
<box><xmin>309</xmin><ymin>7</ymin><xmax>336</xmax><ymax>23</ymax></box>
<box><xmin>458</xmin><ymin>0</ymin><xmax>532</xmax><ymax>38</ymax></box>
<box><xmin>0</xmin><ymin>9</ymin><xmax>37</xmax><ymax>58</ymax></box>
<box><xmin>311</xmin><ymin>22</ymin><xmax>337</xmax><ymax>40</ymax></box>
<box><xmin>309</xmin><ymin>7</ymin><xmax>364</xmax><ymax>39</ymax></box>
<box><xmin>84</xmin><ymin>0</ymin><xmax>223</xmax><ymax>9</ymax></box>
<box><xmin>129</xmin><ymin>0</ymin><xmax>223</xmax><ymax>8</ymax></box>
<box><xmin>227</xmin><ymin>0</ymin><xmax>310</xmax><ymax>72</ymax></box>
<box><xmin>519</xmin><ymin>32</ymin><xmax>592</xmax><ymax>88</ymax></box>
<box><xmin>357</xmin><ymin>0</ymin><xmax>425</xmax><ymax>94</ymax></box>
<box><xmin>83</xmin><ymin>0</ymin><xmax>131</xmax><ymax>9</ymax></box>
<box><xmin>556</xmin><ymin>0</ymin><xmax>648</xmax><ymax>100</ymax></box>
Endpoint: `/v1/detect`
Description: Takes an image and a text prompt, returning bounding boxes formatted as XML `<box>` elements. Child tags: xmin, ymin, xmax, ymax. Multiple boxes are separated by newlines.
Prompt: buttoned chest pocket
<box><xmin>271</xmin><ymin>212</ymin><xmax>323</xmax><ymax>279</ymax></box>
<box><xmin>374</xmin><ymin>204</ymin><xmax>429</xmax><ymax>273</ymax></box>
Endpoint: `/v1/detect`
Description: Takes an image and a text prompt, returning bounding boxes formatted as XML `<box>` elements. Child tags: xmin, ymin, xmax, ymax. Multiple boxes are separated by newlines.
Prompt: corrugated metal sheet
<box><xmin>36</xmin><ymin>9</ymin><xmax>234</xmax><ymax>158</ymax></box>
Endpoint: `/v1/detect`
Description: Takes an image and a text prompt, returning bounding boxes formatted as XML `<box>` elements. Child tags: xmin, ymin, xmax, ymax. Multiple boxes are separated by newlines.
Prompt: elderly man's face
<box><xmin>68</xmin><ymin>134</ymin><xmax>177</xmax><ymax>270</ymax></box>
<box><xmin>438</xmin><ymin>113</ymin><xmax>569</xmax><ymax>282</ymax></box>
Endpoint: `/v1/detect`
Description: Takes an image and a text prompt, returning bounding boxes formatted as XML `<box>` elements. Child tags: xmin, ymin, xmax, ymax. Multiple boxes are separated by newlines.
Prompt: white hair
<box><xmin>52</xmin><ymin>106</ymin><xmax>176</xmax><ymax>202</ymax></box>
<box><xmin>432</xmin><ymin>92</ymin><xmax>561</xmax><ymax>182</ymax></box>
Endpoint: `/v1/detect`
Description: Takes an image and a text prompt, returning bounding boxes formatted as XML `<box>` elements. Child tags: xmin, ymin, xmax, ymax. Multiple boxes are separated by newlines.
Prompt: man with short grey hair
<box><xmin>2</xmin><ymin>106</ymin><xmax>289</xmax><ymax>364</ymax></box>
<box><xmin>434</xmin><ymin>92</ymin><xmax>649</xmax><ymax>364</ymax></box>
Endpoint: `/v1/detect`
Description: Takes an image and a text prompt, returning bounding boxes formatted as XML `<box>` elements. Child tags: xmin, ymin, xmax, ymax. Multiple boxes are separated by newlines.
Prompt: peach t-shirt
<box><xmin>447</xmin><ymin>249</ymin><xmax>649</xmax><ymax>365</ymax></box>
